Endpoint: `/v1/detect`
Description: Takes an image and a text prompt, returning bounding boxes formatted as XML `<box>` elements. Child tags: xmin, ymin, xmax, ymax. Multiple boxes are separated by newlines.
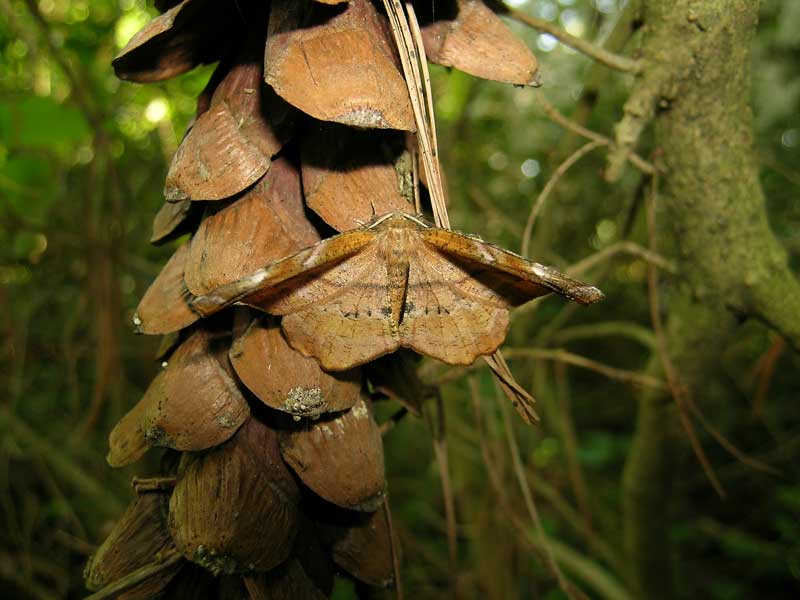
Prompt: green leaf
<box><xmin>0</xmin><ymin>94</ymin><xmax>91</xmax><ymax>153</ymax></box>
<box><xmin>0</xmin><ymin>155</ymin><xmax>54</xmax><ymax>224</ymax></box>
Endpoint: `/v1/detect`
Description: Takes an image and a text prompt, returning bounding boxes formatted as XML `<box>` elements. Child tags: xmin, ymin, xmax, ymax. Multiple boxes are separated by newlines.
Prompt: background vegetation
<box><xmin>1</xmin><ymin>0</ymin><xmax>799</xmax><ymax>598</ymax></box>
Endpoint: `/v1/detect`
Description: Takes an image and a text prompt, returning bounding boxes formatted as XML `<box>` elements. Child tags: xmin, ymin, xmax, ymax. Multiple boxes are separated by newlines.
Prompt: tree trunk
<box><xmin>622</xmin><ymin>1</ymin><xmax>800</xmax><ymax>598</ymax></box>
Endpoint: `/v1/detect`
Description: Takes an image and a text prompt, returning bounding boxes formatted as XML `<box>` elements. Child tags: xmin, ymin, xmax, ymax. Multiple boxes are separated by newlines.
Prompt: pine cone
<box><xmin>88</xmin><ymin>0</ymin><xmax>539</xmax><ymax>597</ymax></box>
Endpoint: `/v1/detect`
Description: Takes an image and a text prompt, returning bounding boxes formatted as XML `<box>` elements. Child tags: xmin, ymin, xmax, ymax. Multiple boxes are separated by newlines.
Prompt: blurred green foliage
<box><xmin>1</xmin><ymin>0</ymin><xmax>799</xmax><ymax>598</ymax></box>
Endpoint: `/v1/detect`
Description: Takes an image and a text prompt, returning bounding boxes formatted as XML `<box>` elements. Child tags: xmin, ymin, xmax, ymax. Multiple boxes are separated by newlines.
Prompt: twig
<box><xmin>383</xmin><ymin>498</ymin><xmax>404</xmax><ymax>600</ymax></box>
<box><xmin>683</xmin><ymin>395</ymin><xmax>779</xmax><ymax>476</ymax></box>
<box><xmin>751</xmin><ymin>336</ymin><xmax>786</xmax><ymax>418</ymax></box>
<box><xmin>604</xmin><ymin>66</ymin><xmax>673</xmax><ymax>182</ymax></box>
<box><xmin>426</xmin><ymin>393</ymin><xmax>458</xmax><ymax>590</ymax></box>
<box><xmin>537</xmin><ymin>95</ymin><xmax>655</xmax><ymax>176</ymax></box>
<box><xmin>131</xmin><ymin>477</ymin><xmax>176</xmax><ymax>493</ymax></box>
<box><xmin>553</xmin><ymin>362</ymin><xmax>594</xmax><ymax>545</ymax></box>
<box><xmin>568</xmin><ymin>240</ymin><xmax>676</xmax><ymax>276</ymax></box>
<box><xmin>644</xmin><ymin>174</ymin><xmax>725</xmax><ymax>498</ymax></box>
<box><xmin>470</xmin><ymin>380</ymin><xmax>629</xmax><ymax>600</ymax></box>
<box><xmin>496</xmin><ymin>2</ymin><xmax>641</xmax><ymax>74</ymax></box>
<box><xmin>530</xmin><ymin>475</ymin><xmax>624</xmax><ymax>573</ymax></box>
<box><xmin>468</xmin><ymin>380</ymin><xmax>551</xmax><ymax>570</ymax></box>
<box><xmin>380</xmin><ymin>407</ymin><xmax>410</xmax><ymax>435</ymax></box>
<box><xmin>553</xmin><ymin>0</ymin><xmax>644</xmax><ymax>162</ymax></box>
<box><xmin>521</xmin><ymin>141</ymin><xmax>605</xmax><ymax>258</ymax></box>
<box><xmin>551</xmin><ymin>321</ymin><xmax>656</xmax><ymax>349</ymax></box>
<box><xmin>495</xmin><ymin>384</ymin><xmax>587</xmax><ymax>600</ymax></box>
<box><xmin>502</xmin><ymin>348</ymin><xmax>666</xmax><ymax>390</ymax></box>
<box><xmin>83</xmin><ymin>550</ymin><xmax>183</xmax><ymax>600</ymax></box>
<box><xmin>467</xmin><ymin>187</ymin><xmax>525</xmax><ymax>237</ymax></box>
<box><xmin>0</xmin><ymin>409</ymin><xmax>123</xmax><ymax>516</ymax></box>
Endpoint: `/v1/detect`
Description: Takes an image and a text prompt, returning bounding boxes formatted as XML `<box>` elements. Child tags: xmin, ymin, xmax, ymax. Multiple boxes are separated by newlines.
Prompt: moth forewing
<box><xmin>528</xmin><ymin>263</ymin><xmax>605</xmax><ymax>306</ymax></box>
<box><xmin>190</xmin><ymin>229</ymin><xmax>375</xmax><ymax>315</ymax></box>
<box><xmin>419</xmin><ymin>227</ymin><xmax>604</xmax><ymax>307</ymax></box>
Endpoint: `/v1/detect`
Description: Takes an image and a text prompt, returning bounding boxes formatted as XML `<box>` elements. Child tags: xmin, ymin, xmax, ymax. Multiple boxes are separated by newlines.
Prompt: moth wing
<box><xmin>421</xmin><ymin>228</ymin><xmax>604</xmax><ymax>306</ymax></box>
<box><xmin>399</xmin><ymin>243</ymin><xmax>510</xmax><ymax>366</ymax></box>
<box><xmin>278</xmin><ymin>245</ymin><xmax>399</xmax><ymax>371</ymax></box>
<box><xmin>190</xmin><ymin>228</ymin><xmax>375</xmax><ymax>315</ymax></box>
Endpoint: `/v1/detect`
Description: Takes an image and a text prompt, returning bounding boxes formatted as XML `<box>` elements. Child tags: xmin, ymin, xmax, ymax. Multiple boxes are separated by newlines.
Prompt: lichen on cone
<box><xmin>91</xmin><ymin>0</ymin><xmax>543</xmax><ymax>596</ymax></box>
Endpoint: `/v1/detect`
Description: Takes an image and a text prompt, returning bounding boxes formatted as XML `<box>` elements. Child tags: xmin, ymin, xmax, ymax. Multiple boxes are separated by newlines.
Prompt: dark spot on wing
<box><xmin>381</xmin><ymin>306</ymin><xmax>392</xmax><ymax>317</ymax></box>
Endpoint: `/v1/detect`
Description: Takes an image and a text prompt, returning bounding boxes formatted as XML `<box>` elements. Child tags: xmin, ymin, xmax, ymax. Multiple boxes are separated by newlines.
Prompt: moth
<box><xmin>167</xmin><ymin>212</ymin><xmax>605</xmax><ymax>371</ymax></box>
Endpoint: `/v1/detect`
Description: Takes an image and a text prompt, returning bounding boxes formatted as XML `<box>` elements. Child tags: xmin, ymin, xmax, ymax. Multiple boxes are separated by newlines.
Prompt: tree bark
<box><xmin>621</xmin><ymin>1</ymin><xmax>800</xmax><ymax>598</ymax></box>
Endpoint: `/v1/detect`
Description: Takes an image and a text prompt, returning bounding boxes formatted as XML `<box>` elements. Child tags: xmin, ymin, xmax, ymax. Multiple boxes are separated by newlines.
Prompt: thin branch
<box><xmin>467</xmin><ymin>187</ymin><xmax>524</xmax><ymax>237</ymax></box>
<box><xmin>521</xmin><ymin>140</ymin><xmax>605</xmax><ymax>258</ymax></box>
<box><xmin>530</xmin><ymin>474</ymin><xmax>625</xmax><ymax>573</ymax></box>
<box><xmin>383</xmin><ymin>498</ymin><xmax>404</xmax><ymax>600</ymax></box>
<box><xmin>553</xmin><ymin>362</ymin><xmax>594</xmax><ymax>546</ymax></box>
<box><xmin>131</xmin><ymin>477</ymin><xmax>176</xmax><ymax>494</ymax></box>
<box><xmin>495</xmin><ymin>384</ymin><xmax>587</xmax><ymax>600</ymax></box>
<box><xmin>683</xmin><ymin>395</ymin><xmax>779</xmax><ymax>476</ymax></box>
<box><xmin>537</xmin><ymin>95</ymin><xmax>655</xmax><ymax>175</ymax></box>
<box><xmin>568</xmin><ymin>240</ymin><xmax>676</xmax><ymax>276</ymax></box>
<box><xmin>551</xmin><ymin>321</ymin><xmax>656</xmax><ymax>349</ymax></box>
<box><xmin>467</xmin><ymin>380</ymin><xmax>551</xmax><ymax>576</ymax></box>
<box><xmin>750</xmin><ymin>336</ymin><xmax>785</xmax><ymax>418</ymax></box>
<box><xmin>644</xmin><ymin>175</ymin><xmax>726</xmax><ymax>498</ymax></box>
<box><xmin>496</xmin><ymin>2</ymin><xmax>641</xmax><ymax>73</ymax></box>
<box><xmin>604</xmin><ymin>68</ymin><xmax>673</xmax><ymax>182</ymax></box>
<box><xmin>502</xmin><ymin>348</ymin><xmax>666</xmax><ymax>390</ymax></box>
<box><xmin>426</xmin><ymin>393</ymin><xmax>458</xmax><ymax>589</ymax></box>
<box><xmin>379</xmin><ymin>407</ymin><xmax>410</xmax><ymax>435</ymax></box>
<box><xmin>0</xmin><ymin>409</ymin><xmax>123</xmax><ymax>517</ymax></box>
<box><xmin>470</xmin><ymin>380</ymin><xmax>630</xmax><ymax>600</ymax></box>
